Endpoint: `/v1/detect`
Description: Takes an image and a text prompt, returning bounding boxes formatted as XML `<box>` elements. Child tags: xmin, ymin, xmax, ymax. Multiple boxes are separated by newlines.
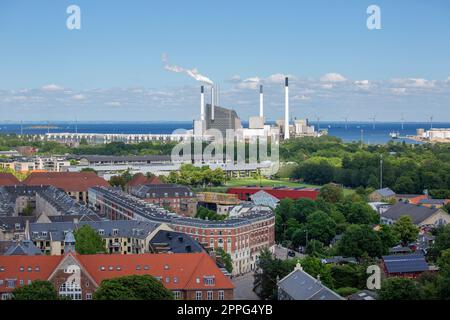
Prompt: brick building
<box><xmin>23</xmin><ymin>172</ymin><xmax>109</xmax><ymax>203</ymax></box>
<box><xmin>0</xmin><ymin>251</ymin><xmax>234</xmax><ymax>300</ymax></box>
<box><xmin>88</xmin><ymin>187</ymin><xmax>276</xmax><ymax>275</ymax></box>
<box><xmin>130</xmin><ymin>184</ymin><xmax>197</xmax><ymax>217</ymax></box>
<box><xmin>227</xmin><ymin>186</ymin><xmax>320</xmax><ymax>201</ymax></box>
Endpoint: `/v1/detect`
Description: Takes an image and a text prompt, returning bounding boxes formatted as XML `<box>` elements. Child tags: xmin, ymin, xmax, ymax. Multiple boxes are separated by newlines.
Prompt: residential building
<box><xmin>0</xmin><ymin>240</ymin><xmax>42</xmax><ymax>256</ymax></box>
<box><xmin>250</xmin><ymin>190</ymin><xmax>280</xmax><ymax>209</ymax></box>
<box><xmin>395</xmin><ymin>194</ymin><xmax>428</xmax><ymax>205</ymax></box>
<box><xmin>88</xmin><ymin>187</ymin><xmax>276</xmax><ymax>275</ymax></box>
<box><xmin>277</xmin><ymin>262</ymin><xmax>343</xmax><ymax>300</ymax></box>
<box><xmin>0</xmin><ymin>216</ymin><xmax>36</xmax><ymax>241</ymax></box>
<box><xmin>28</xmin><ymin>220</ymin><xmax>170</xmax><ymax>255</ymax></box>
<box><xmin>0</xmin><ymin>252</ymin><xmax>234</xmax><ymax>300</ymax></box>
<box><xmin>368</xmin><ymin>188</ymin><xmax>396</xmax><ymax>202</ymax></box>
<box><xmin>197</xmin><ymin>192</ymin><xmax>240</xmax><ymax>215</ymax></box>
<box><xmin>125</xmin><ymin>173</ymin><xmax>161</xmax><ymax>192</ymax></box>
<box><xmin>149</xmin><ymin>230</ymin><xmax>205</xmax><ymax>254</ymax></box>
<box><xmin>382</xmin><ymin>254</ymin><xmax>431</xmax><ymax>278</ymax></box>
<box><xmin>227</xmin><ymin>186</ymin><xmax>320</xmax><ymax>202</ymax></box>
<box><xmin>23</xmin><ymin>172</ymin><xmax>109</xmax><ymax>203</ymax></box>
<box><xmin>0</xmin><ymin>173</ymin><xmax>20</xmax><ymax>186</ymax></box>
<box><xmin>130</xmin><ymin>184</ymin><xmax>197</xmax><ymax>216</ymax></box>
<box><xmin>381</xmin><ymin>202</ymin><xmax>450</xmax><ymax>227</ymax></box>
<box><xmin>418</xmin><ymin>198</ymin><xmax>449</xmax><ymax>209</ymax></box>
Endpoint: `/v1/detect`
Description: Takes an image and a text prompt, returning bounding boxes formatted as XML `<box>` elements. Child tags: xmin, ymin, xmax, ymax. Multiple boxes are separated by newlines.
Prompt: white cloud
<box><xmin>320</xmin><ymin>73</ymin><xmax>346</xmax><ymax>82</ymax></box>
<box><xmin>237</xmin><ymin>77</ymin><xmax>261</xmax><ymax>89</ymax></box>
<box><xmin>265</xmin><ymin>73</ymin><xmax>293</xmax><ymax>84</ymax></box>
<box><xmin>41</xmin><ymin>84</ymin><xmax>64</xmax><ymax>92</ymax></box>
<box><xmin>71</xmin><ymin>94</ymin><xmax>85</xmax><ymax>100</ymax></box>
<box><xmin>391</xmin><ymin>78</ymin><xmax>435</xmax><ymax>88</ymax></box>
<box><xmin>354</xmin><ymin>80</ymin><xmax>371</xmax><ymax>90</ymax></box>
<box><xmin>106</xmin><ymin>101</ymin><xmax>121</xmax><ymax>107</ymax></box>
<box><xmin>321</xmin><ymin>83</ymin><xmax>334</xmax><ymax>89</ymax></box>
<box><xmin>391</xmin><ymin>88</ymin><xmax>407</xmax><ymax>95</ymax></box>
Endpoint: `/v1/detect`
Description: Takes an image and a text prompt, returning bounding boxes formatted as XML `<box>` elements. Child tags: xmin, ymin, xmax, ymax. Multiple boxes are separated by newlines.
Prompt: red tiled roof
<box><xmin>0</xmin><ymin>255</ymin><xmax>63</xmax><ymax>292</ymax></box>
<box><xmin>126</xmin><ymin>173</ymin><xmax>149</xmax><ymax>187</ymax></box>
<box><xmin>126</xmin><ymin>173</ymin><xmax>162</xmax><ymax>188</ymax></box>
<box><xmin>227</xmin><ymin>186</ymin><xmax>320</xmax><ymax>201</ymax></box>
<box><xmin>0</xmin><ymin>252</ymin><xmax>234</xmax><ymax>293</ymax></box>
<box><xmin>0</xmin><ymin>173</ymin><xmax>21</xmax><ymax>186</ymax></box>
<box><xmin>23</xmin><ymin>172</ymin><xmax>109</xmax><ymax>192</ymax></box>
<box><xmin>77</xmin><ymin>252</ymin><xmax>234</xmax><ymax>290</ymax></box>
<box><xmin>148</xmin><ymin>175</ymin><xmax>162</xmax><ymax>184</ymax></box>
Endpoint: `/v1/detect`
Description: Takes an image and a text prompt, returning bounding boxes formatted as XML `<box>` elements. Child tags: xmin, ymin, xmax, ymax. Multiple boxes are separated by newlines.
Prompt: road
<box><xmin>274</xmin><ymin>244</ymin><xmax>305</xmax><ymax>261</ymax></box>
<box><xmin>232</xmin><ymin>272</ymin><xmax>260</xmax><ymax>300</ymax></box>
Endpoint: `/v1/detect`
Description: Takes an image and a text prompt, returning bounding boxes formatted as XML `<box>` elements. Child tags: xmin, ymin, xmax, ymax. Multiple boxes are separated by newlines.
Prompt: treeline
<box><xmin>280</xmin><ymin>136</ymin><xmax>450</xmax><ymax>195</ymax></box>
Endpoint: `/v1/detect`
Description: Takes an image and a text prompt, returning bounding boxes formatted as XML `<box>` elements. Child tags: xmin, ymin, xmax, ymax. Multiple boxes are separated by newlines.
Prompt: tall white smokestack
<box><xmin>211</xmin><ymin>86</ymin><xmax>215</xmax><ymax>121</ymax></box>
<box><xmin>284</xmin><ymin>77</ymin><xmax>290</xmax><ymax>139</ymax></box>
<box><xmin>200</xmin><ymin>86</ymin><xmax>205</xmax><ymax>121</ymax></box>
<box><xmin>259</xmin><ymin>85</ymin><xmax>264</xmax><ymax>118</ymax></box>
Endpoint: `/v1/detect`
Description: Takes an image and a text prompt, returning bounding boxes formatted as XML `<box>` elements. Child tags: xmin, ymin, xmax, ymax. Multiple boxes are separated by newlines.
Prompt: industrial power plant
<box><xmin>193</xmin><ymin>77</ymin><xmax>322</xmax><ymax>141</ymax></box>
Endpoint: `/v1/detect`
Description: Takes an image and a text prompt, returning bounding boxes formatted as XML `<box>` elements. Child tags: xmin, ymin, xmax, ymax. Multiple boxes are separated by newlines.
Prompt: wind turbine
<box><xmin>343</xmin><ymin>115</ymin><xmax>349</xmax><ymax>130</ymax></box>
<box><xmin>369</xmin><ymin>114</ymin><xmax>377</xmax><ymax>130</ymax></box>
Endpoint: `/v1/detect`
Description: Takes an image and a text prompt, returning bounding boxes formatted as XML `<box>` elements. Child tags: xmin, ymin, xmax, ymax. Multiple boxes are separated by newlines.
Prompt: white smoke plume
<box><xmin>162</xmin><ymin>54</ymin><xmax>213</xmax><ymax>85</ymax></box>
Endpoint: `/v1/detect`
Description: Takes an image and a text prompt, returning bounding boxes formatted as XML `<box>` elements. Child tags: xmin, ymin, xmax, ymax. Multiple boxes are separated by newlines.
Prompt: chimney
<box><xmin>284</xmin><ymin>77</ymin><xmax>290</xmax><ymax>140</ymax></box>
<box><xmin>259</xmin><ymin>85</ymin><xmax>264</xmax><ymax>118</ymax></box>
<box><xmin>200</xmin><ymin>86</ymin><xmax>205</xmax><ymax>121</ymax></box>
<box><xmin>211</xmin><ymin>86</ymin><xmax>215</xmax><ymax>121</ymax></box>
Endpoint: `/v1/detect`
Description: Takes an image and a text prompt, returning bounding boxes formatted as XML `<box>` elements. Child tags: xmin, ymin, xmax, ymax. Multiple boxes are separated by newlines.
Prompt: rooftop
<box><xmin>23</xmin><ymin>172</ymin><xmax>109</xmax><ymax>191</ymax></box>
<box><xmin>382</xmin><ymin>202</ymin><xmax>442</xmax><ymax>225</ymax></box>
<box><xmin>382</xmin><ymin>254</ymin><xmax>429</xmax><ymax>274</ymax></box>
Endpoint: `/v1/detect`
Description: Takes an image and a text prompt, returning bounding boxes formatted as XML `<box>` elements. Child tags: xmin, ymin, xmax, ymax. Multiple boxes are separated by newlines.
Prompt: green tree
<box><xmin>94</xmin><ymin>275</ymin><xmax>174</xmax><ymax>300</ymax></box>
<box><xmin>338</xmin><ymin>224</ymin><xmax>383</xmax><ymax>258</ymax></box>
<box><xmin>299</xmin><ymin>256</ymin><xmax>334</xmax><ymax>288</ymax></box>
<box><xmin>216</xmin><ymin>248</ymin><xmax>233</xmax><ymax>274</ymax></box>
<box><xmin>22</xmin><ymin>204</ymin><xmax>34</xmax><ymax>216</ymax></box>
<box><xmin>74</xmin><ymin>225</ymin><xmax>106</xmax><ymax>254</ymax></box>
<box><xmin>378</xmin><ymin>278</ymin><xmax>423</xmax><ymax>300</ymax></box>
<box><xmin>378</xmin><ymin>224</ymin><xmax>400</xmax><ymax>253</ymax></box>
<box><xmin>318</xmin><ymin>183</ymin><xmax>344</xmax><ymax>203</ymax></box>
<box><xmin>437</xmin><ymin>248</ymin><xmax>450</xmax><ymax>269</ymax></box>
<box><xmin>306</xmin><ymin>211</ymin><xmax>336</xmax><ymax>245</ymax></box>
<box><xmin>392</xmin><ymin>216</ymin><xmax>419</xmax><ymax>245</ymax></box>
<box><xmin>330</xmin><ymin>264</ymin><xmax>366</xmax><ymax>290</ymax></box>
<box><xmin>12</xmin><ymin>280</ymin><xmax>59</xmax><ymax>300</ymax></box>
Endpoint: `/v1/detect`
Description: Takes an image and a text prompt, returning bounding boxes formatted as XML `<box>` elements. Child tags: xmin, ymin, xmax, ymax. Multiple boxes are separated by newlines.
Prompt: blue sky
<box><xmin>0</xmin><ymin>0</ymin><xmax>449</xmax><ymax>121</ymax></box>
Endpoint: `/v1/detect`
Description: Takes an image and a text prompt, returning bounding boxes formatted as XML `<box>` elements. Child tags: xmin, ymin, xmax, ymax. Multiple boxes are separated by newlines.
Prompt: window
<box><xmin>7</xmin><ymin>280</ymin><xmax>15</xmax><ymax>288</ymax></box>
<box><xmin>218</xmin><ymin>290</ymin><xmax>224</xmax><ymax>300</ymax></box>
<box><xmin>204</xmin><ymin>276</ymin><xmax>215</xmax><ymax>286</ymax></box>
<box><xmin>27</xmin><ymin>267</ymin><xmax>32</xmax><ymax>272</ymax></box>
<box><xmin>86</xmin><ymin>293</ymin><xmax>93</xmax><ymax>300</ymax></box>
<box><xmin>165</xmin><ymin>277</ymin><xmax>170</xmax><ymax>283</ymax></box>
<box><xmin>173</xmin><ymin>291</ymin><xmax>181</xmax><ymax>300</ymax></box>
<box><xmin>173</xmin><ymin>276</ymin><xmax>178</xmax><ymax>283</ymax></box>
<box><xmin>195</xmin><ymin>291</ymin><xmax>202</xmax><ymax>300</ymax></box>
<box><xmin>98</xmin><ymin>229</ymin><xmax>105</xmax><ymax>235</ymax></box>
<box><xmin>136</xmin><ymin>265</ymin><xmax>141</xmax><ymax>271</ymax></box>
<box><xmin>19</xmin><ymin>266</ymin><xmax>24</xmax><ymax>272</ymax></box>
<box><xmin>112</xmin><ymin>229</ymin><xmax>119</xmax><ymax>236</ymax></box>
<box><xmin>35</xmin><ymin>266</ymin><xmax>40</xmax><ymax>272</ymax></box>
<box><xmin>207</xmin><ymin>291</ymin><xmax>213</xmax><ymax>300</ymax></box>
<box><xmin>143</xmin><ymin>265</ymin><xmax>149</xmax><ymax>270</ymax></box>
<box><xmin>59</xmin><ymin>282</ymin><xmax>82</xmax><ymax>300</ymax></box>
<box><xmin>19</xmin><ymin>280</ymin><xmax>24</xmax><ymax>286</ymax></box>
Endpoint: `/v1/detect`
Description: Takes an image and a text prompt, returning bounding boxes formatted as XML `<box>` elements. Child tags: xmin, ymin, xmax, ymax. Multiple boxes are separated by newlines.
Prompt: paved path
<box><xmin>274</xmin><ymin>244</ymin><xmax>305</xmax><ymax>261</ymax></box>
<box><xmin>232</xmin><ymin>272</ymin><xmax>260</xmax><ymax>300</ymax></box>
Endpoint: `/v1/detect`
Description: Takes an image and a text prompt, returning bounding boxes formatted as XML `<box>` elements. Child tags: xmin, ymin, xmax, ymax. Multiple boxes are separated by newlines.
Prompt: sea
<box><xmin>0</xmin><ymin>121</ymin><xmax>449</xmax><ymax>145</ymax></box>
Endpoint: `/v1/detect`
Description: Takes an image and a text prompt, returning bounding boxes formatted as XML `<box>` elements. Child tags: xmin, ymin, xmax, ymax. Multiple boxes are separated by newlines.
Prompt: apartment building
<box><xmin>0</xmin><ymin>252</ymin><xmax>234</xmax><ymax>300</ymax></box>
<box><xmin>88</xmin><ymin>186</ymin><xmax>276</xmax><ymax>275</ymax></box>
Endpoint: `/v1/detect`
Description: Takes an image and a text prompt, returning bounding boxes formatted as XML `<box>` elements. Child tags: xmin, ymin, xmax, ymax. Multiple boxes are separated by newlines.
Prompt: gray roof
<box><xmin>419</xmin><ymin>199</ymin><xmax>446</xmax><ymax>205</ymax></box>
<box><xmin>3</xmin><ymin>240</ymin><xmax>42</xmax><ymax>256</ymax></box>
<box><xmin>90</xmin><ymin>186</ymin><xmax>274</xmax><ymax>228</ymax></box>
<box><xmin>320</xmin><ymin>256</ymin><xmax>357</xmax><ymax>264</ymax></box>
<box><xmin>29</xmin><ymin>220</ymin><xmax>160</xmax><ymax>242</ymax></box>
<box><xmin>149</xmin><ymin>230</ymin><xmax>204</xmax><ymax>254</ymax></box>
<box><xmin>131</xmin><ymin>184</ymin><xmax>195</xmax><ymax>199</ymax></box>
<box><xmin>382</xmin><ymin>202</ymin><xmax>441</xmax><ymax>225</ymax></box>
<box><xmin>0</xmin><ymin>216</ymin><xmax>36</xmax><ymax>232</ymax></box>
<box><xmin>77</xmin><ymin>155</ymin><xmax>171</xmax><ymax>163</ymax></box>
<box><xmin>45</xmin><ymin>214</ymin><xmax>102</xmax><ymax>223</ymax></box>
<box><xmin>278</xmin><ymin>266</ymin><xmax>343</xmax><ymax>300</ymax></box>
<box><xmin>375</xmin><ymin>188</ymin><xmax>396</xmax><ymax>197</ymax></box>
<box><xmin>36</xmin><ymin>186</ymin><xmax>96</xmax><ymax>216</ymax></box>
<box><xmin>382</xmin><ymin>254</ymin><xmax>429</xmax><ymax>274</ymax></box>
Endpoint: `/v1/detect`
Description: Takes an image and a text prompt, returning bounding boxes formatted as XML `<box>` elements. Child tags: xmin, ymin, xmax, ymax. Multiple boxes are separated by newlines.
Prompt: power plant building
<box><xmin>204</xmin><ymin>104</ymin><xmax>243</xmax><ymax>136</ymax></box>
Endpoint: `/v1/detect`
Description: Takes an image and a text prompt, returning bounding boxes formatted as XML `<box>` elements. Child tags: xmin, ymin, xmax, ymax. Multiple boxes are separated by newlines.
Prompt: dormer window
<box><xmin>41</xmin><ymin>231</ymin><xmax>47</xmax><ymax>237</ymax></box>
<box><xmin>204</xmin><ymin>276</ymin><xmax>215</xmax><ymax>286</ymax></box>
<box><xmin>98</xmin><ymin>229</ymin><xmax>105</xmax><ymax>236</ymax></box>
<box><xmin>112</xmin><ymin>229</ymin><xmax>119</xmax><ymax>236</ymax></box>
<box><xmin>15</xmin><ymin>223</ymin><xmax>21</xmax><ymax>230</ymax></box>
